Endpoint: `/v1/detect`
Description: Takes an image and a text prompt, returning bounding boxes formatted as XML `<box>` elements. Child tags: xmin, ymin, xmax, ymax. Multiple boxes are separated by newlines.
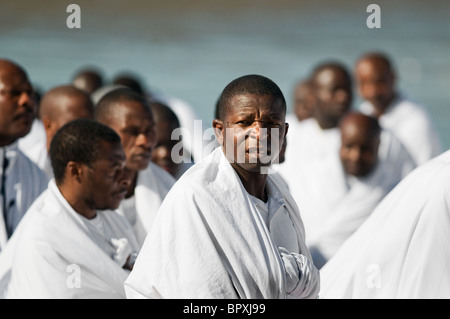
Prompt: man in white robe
<box><xmin>308</xmin><ymin>112</ymin><xmax>416</xmax><ymax>268</ymax></box>
<box><xmin>95</xmin><ymin>88</ymin><xmax>175</xmax><ymax>246</ymax></box>
<box><xmin>355</xmin><ymin>51</ymin><xmax>442</xmax><ymax>165</ymax></box>
<box><xmin>19</xmin><ymin>85</ymin><xmax>95</xmax><ymax>179</ymax></box>
<box><xmin>125</xmin><ymin>74</ymin><xmax>320</xmax><ymax>299</ymax></box>
<box><xmin>0</xmin><ymin>119</ymin><xmax>139</xmax><ymax>298</ymax></box>
<box><xmin>277</xmin><ymin>62</ymin><xmax>353</xmax><ymax>247</ymax></box>
<box><xmin>320</xmin><ymin>149</ymin><xmax>450</xmax><ymax>299</ymax></box>
<box><xmin>0</xmin><ymin>59</ymin><xmax>48</xmax><ymax>250</ymax></box>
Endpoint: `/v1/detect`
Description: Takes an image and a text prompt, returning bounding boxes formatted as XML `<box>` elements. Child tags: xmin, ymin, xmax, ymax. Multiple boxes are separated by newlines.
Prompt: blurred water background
<box><xmin>1</xmin><ymin>0</ymin><xmax>450</xmax><ymax>149</ymax></box>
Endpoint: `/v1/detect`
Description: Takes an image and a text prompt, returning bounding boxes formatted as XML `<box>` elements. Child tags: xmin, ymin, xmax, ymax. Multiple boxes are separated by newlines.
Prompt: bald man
<box><xmin>150</xmin><ymin>101</ymin><xmax>193</xmax><ymax>179</ymax></box>
<box><xmin>22</xmin><ymin>85</ymin><xmax>94</xmax><ymax>178</ymax></box>
<box><xmin>72</xmin><ymin>67</ymin><xmax>104</xmax><ymax>94</ymax></box>
<box><xmin>278</xmin><ymin>61</ymin><xmax>353</xmax><ymax>250</ymax></box>
<box><xmin>95</xmin><ymin>88</ymin><xmax>176</xmax><ymax>247</ymax></box>
<box><xmin>308</xmin><ymin>112</ymin><xmax>415</xmax><ymax>268</ymax></box>
<box><xmin>0</xmin><ymin>59</ymin><xmax>48</xmax><ymax>250</ymax></box>
<box><xmin>355</xmin><ymin>52</ymin><xmax>442</xmax><ymax>165</ymax></box>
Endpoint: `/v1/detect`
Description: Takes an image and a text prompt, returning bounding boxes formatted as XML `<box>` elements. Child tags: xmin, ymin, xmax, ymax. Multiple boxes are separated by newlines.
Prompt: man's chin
<box><xmin>128</xmin><ymin>161</ymin><xmax>150</xmax><ymax>172</ymax></box>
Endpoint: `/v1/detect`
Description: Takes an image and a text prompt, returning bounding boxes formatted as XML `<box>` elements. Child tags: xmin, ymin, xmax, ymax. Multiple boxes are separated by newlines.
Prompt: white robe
<box><xmin>360</xmin><ymin>94</ymin><xmax>442</xmax><ymax>165</ymax></box>
<box><xmin>117</xmin><ymin>162</ymin><xmax>175</xmax><ymax>246</ymax></box>
<box><xmin>320</xmin><ymin>150</ymin><xmax>450</xmax><ymax>299</ymax></box>
<box><xmin>124</xmin><ymin>147</ymin><xmax>320</xmax><ymax>299</ymax></box>
<box><xmin>0</xmin><ymin>179</ymin><xmax>139</xmax><ymax>299</ymax></box>
<box><xmin>277</xmin><ymin>118</ymin><xmax>347</xmax><ymax>246</ymax></box>
<box><xmin>17</xmin><ymin>119</ymin><xmax>46</xmax><ymax>167</ymax></box>
<box><xmin>308</xmin><ymin>130</ymin><xmax>416</xmax><ymax>266</ymax></box>
<box><xmin>0</xmin><ymin>142</ymin><xmax>48</xmax><ymax>251</ymax></box>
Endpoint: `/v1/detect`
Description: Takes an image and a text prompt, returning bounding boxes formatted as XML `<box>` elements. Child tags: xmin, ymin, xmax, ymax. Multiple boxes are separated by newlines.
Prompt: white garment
<box><xmin>249</xmin><ymin>178</ymin><xmax>299</xmax><ymax>253</ymax></box>
<box><xmin>18</xmin><ymin>119</ymin><xmax>54</xmax><ymax>179</ymax></box>
<box><xmin>124</xmin><ymin>148</ymin><xmax>320</xmax><ymax>299</ymax></box>
<box><xmin>277</xmin><ymin>118</ymin><xmax>347</xmax><ymax>246</ymax></box>
<box><xmin>0</xmin><ymin>179</ymin><xmax>139</xmax><ymax>299</ymax></box>
<box><xmin>17</xmin><ymin>119</ymin><xmax>46</xmax><ymax>165</ymax></box>
<box><xmin>117</xmin><ymin>162</ymin><xmax>175</xmax><ymax>246</ymax></box>
<box><xmin>0</xmin><ymin>142</ymin><xmax>48</xmax><ymax>251</ymax></box>
<box><xmin>320</xmin><ymin>150</ymin><xmax>450</xmax><ymax>299</ymax></box>
<box><xmin>308</xmin><ymin>130</ymin><xmax>416</xmax><ymax>266</ymax></box>
<box><xmin>360</xmin><ymin>94</ymin><xmax>442</xmax><ymax>165</ymax></box>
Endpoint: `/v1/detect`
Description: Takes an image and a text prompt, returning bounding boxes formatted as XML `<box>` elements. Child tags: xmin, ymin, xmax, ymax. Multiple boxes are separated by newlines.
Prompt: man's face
<box><xmin>0</xmin><ymin>65</ymin><xmax>35</xmax><ymax>144</ymax></box>
<box><xmin>151</xmin><ymin>120</ymin><xmax>181</xmax><ymax>176</ymax></box>
<box><xmin>293</xmin><ymin>83</ymin><xmax>314</xmax><ymax>121</ymax></box>
<box><xmin>215</xmin><ymin>93</ymin><xmax>288</xmax><ymax>173</ymax></box>
<box><xmin>339</xmin><ymin>123</ymin><xmax>379</xmax><ymax>177</ymax></box>
<box><xmin>314</xmin><ymin>69</ymin><xmax>352</xmax><ymax>127</ymax></box>
<box><xmin>83</xmin><ymin>140</ymin><xmax>130</xmax><ymax>211</ymax></box>
<box><xmin>106</xmin><ymin>100</ymin><xmax>157</xmax><ymax>171</ymax></box>
<box><xmin>355</xmin><ymin>60</ymin><xmax>395</xmax><ymax>110</ymax></box>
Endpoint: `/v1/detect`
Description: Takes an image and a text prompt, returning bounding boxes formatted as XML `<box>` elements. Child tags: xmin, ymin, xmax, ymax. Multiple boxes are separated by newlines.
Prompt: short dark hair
<box><xmin>50</xmin><ymin>119</ymin><xmax>121</xmax><ymax>185</ymax></box>
<box><xmin>216</xmin><ymin>74</ymin><xmax>286</xmax><ymax>121</ymax></box>
<box><xmin>95</xmin><ymin>87</ymin><xmax>152</xmax><ymax>123</ymax></box>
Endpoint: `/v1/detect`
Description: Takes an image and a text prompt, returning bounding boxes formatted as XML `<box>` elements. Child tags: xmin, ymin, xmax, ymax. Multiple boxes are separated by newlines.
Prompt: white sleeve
<box><xmin>279</xmin><ymin>247</ymin><xmax>320</xmax><ymax>299</ymax></box>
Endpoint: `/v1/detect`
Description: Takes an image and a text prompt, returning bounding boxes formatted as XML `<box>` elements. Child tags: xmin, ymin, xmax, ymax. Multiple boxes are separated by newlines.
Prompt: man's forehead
<box><xmin>228</xmin><ymin>94</ymin><xmax>284</xmax><ymax>111</ymax></box>
<box><xmin>0</xmin><ymin>68</ymin><xmax>30</xmax><ymax>89</ymax></box>
<box><xmin>96</xmin><ymin>140</ymin><xmax>126</xmax><ymax>161</ymax></box>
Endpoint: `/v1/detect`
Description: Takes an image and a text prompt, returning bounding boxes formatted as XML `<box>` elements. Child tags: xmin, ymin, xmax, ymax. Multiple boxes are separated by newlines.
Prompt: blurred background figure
<box><xmin>278</xmin><ymin>61</ymin><xmax>353</xmax><ymax>251</ymax></box>
<box><xmin>291</xmin><ymin>78</ymin><xmax>315</xmax><ymax>122</ymax></box>
<box><xmin>95</xmin><ymin>88</ymin><xmax>175</xmax><ymax>247</ymax></box>
<box><xmin>150</xmin><ymin>101</ymin><xmax>193</xmax><ymax>179</ymax></box>
<box><xmin>33</xmin><ymin>85</ymin><xmax>95</xmax><ymax>178</ymax></box>
<box><xmin>71</xmin><ymin>66</ymin><xmax>105</xmax><ymax>95</ymax></box>
<box><xmin>0</xmin><ymin>59</ymin><xmax>48</xmax><ymax>250</ymax></box>
<box><xmin>308</xmin><ymin>112</ymin><xmax>415</xmax><ymax>268</ymax></box>
<box><xmin>355</xmin><ymin>51</ymin><xmax>442</xmax><ymax>165</ymax></box>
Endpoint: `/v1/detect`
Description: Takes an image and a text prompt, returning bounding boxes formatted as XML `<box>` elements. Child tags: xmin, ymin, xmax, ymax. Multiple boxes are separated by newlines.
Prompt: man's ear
<box><xmin>66</xmin><ymin>161</ymin><xmax>84</xmax><ymax>183</ymax></box>
<box><xmin>212</xmin><ymin>119</ymin><xmax>224</xmax><ymax>146</ymax></box>
<box><xmin>283</xmin><ymin>122</ymin><xmax>289</xmax><ymax>140</ymax></box>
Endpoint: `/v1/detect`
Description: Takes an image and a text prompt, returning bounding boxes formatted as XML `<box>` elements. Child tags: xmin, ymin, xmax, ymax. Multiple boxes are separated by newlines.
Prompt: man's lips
<box><xmin>133</xmin><ymin>152</ymin><xmax>151</xmax><ymax>160</ymax></box>
<box><xmin>113</xmin><ymin>188</ymin><xmax>128</xmax><ymax>199</ymax></box>
<box><xmin>13</xmin><ymin>111</ymin><xmax>34</xmax><ymax>122</ymax></box>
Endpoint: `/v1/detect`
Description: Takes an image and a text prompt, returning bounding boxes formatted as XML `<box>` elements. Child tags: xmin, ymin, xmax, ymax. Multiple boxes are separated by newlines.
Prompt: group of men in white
<box><xmin>0</xmin><ymin>50</ymin><xmax>448</xmax><ymax>299</ymax></box>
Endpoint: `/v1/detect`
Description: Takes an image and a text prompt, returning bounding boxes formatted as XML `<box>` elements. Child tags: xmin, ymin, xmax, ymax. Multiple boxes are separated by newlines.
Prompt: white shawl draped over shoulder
<box><xmin>320</xmin><ymin>150</ymin><xmax>450</xmax><ymax>299</ymax></box>
<box><xmin>117</xmin><ymin>162</ymin><xmax>175</xmax><ymax>246</ymax></box>
<box><xmin>124</xmin><ymin>147</ymin><xmax>319</xmax><ymax>299</ymax></box>
<box><xmin>0</xmin><ymin>180</ymin><xmax>139</xmax><ymax>299</ymax></box>
<box><xmin>309</xmin><ymin>130</ymin><xmax>416</xmax><ymax>263</ymax></box>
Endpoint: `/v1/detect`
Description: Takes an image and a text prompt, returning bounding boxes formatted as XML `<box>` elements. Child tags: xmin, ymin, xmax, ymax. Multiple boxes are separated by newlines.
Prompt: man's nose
<box><xmin>349</xmin><ymin>147</ymin><xmax>362</xmax><ymax>161</ymax></box>
<box><xmin>18</xmin><ymin>91</ymin><xmax>35</xmax><ymax>109</ymax></box>
<box><xmin>136</xmin><ymin>132</ymin><xmax>156</xmax><ymax>148</ymax></box>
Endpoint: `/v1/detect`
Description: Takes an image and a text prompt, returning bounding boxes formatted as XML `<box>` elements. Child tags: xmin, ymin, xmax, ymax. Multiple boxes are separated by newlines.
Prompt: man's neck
<box><xmin>232</xmin><ymin>164</ymin><xmax>268</xmax><ymax>202</ymax></box>
<box><xmin>126</xmin><ymin>169</ymin><xmax>138</xmax><ymax>198</ymax></box>
<box><xmin>372</xmin><ymin>93</ymin><xmax>398</xmax><ymax>118</ymax></box>
<box><xmin>57</xmin><ymin>183</ymin><xmax>97</xmax><ymax>220</ymax></box>
<box><xmin>0</xmin><ymin>137</ymin><xmax>17</xmax><ymax>148</ymax></box>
